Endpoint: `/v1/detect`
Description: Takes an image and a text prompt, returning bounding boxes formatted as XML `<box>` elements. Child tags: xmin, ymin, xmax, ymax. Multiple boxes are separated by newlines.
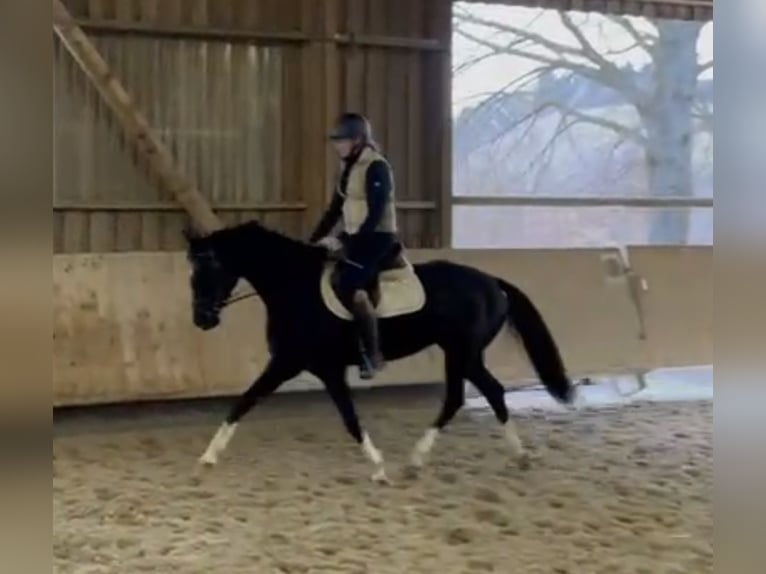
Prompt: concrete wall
<box><xmin>53</xmin><ymin>247</ymin><xmax>712</xmax><ymax>406</ymax></box>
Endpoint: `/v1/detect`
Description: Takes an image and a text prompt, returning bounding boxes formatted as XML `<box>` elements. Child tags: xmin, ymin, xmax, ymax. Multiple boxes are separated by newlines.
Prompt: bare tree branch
<box><xmin>601</xmin><ymin>41</ymin><xmax>642</xmax><ymax>57</ymax></box>
<box><xmin>456</xmin><ymin>10</ymin><xmax>594</xmax><ymax>62</ymax></box>
<box><xmin>460</xmin><ymin>65</ymin><xmax>549</xmax><ymax>115</ymax></box>
<box><xmin>526</xmin><ymin>116</ymin><xmax>583</xmax><ymax>187</ymax></box>
<box><xmin>536</xmin><ymin>101</ymin><xmax>645</xmax><ymax>145</ymax></box>
<box><xmin>698</xmin><ymin>60</ymin><xmax>714</xmax><ymax>75</ymax></box>
<box><xmin>558</xmin><ymin>12</ymin><xmax>647</xmax><ymax>103</ymax></box>
<box><xmin>453</xmin><ymin>15</ymin><xmax>645</xmax><ymax>105</ymax></box>
<box><xmin>607</xmin><ymin>15</ymin><xmax>657</xmax><ymax>54</ymax></box>
<box><xmin>454</xmin><ymin>27</ymin><xmax>631</xmax><ymax>102</ymax></box>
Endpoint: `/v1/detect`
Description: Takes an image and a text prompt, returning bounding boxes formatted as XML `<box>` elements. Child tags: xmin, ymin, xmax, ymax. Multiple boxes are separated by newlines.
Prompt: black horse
<box><xmin>186</xmin><ymin>221</ymin><xmax>577</xmax><ymax>482</ymax></box>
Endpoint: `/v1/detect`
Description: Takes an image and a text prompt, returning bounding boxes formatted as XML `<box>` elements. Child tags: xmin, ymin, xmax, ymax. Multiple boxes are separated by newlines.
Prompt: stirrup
<box><xmin>359</xmin><ymin>355</ymin><xmax>377</xmax><ymax>380</ymax></box>
<box><xmin>358</xmin><ymin>342</ymin><xmax>383</xmax><ymax>380</ymax></box>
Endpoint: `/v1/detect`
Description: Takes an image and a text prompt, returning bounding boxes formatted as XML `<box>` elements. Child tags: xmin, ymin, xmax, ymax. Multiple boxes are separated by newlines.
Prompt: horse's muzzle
<box><xmin>193</xmin><ymin>307</ymin><xmax>221</xmax><ymax>331</ymax></box>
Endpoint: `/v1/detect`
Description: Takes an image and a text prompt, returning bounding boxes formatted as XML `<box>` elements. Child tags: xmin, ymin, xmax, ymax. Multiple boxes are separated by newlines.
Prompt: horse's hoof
<box><xmin>198</xmin><ymin>453</ymin><xmax>218</xmax><ymax>467</ymax></box>
<box><xmin>371</xmin><ymin>468</ymin><xmax>391</xmax><ymax>485</ymax></box>
<box><xmin>516</xmin><ymin>452</ymin><xmax>531</xmax><ymax>471</ymax></box>
<box><xmin>409</xmin><ymin>452</ymin><xmax>426</xmax><ymax>469</ymax></box>
<box><xmin>402</xmin><ymin>464</ymin><xmax>422</xmax><ymax>480</ymax></box>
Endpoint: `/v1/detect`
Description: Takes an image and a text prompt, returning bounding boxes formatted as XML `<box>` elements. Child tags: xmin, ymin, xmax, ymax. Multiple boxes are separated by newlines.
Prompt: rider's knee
<box><xmin>352</xmin><ymin>289</ymin><xmax>369</xmax><ymax>305</ymax></box>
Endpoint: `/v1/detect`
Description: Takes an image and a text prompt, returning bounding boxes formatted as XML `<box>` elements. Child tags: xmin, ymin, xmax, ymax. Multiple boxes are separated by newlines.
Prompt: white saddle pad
<box><xmin>320</xmin><ymin>261</ymin><xmax>426</xmax><ymax>320</ymax></box>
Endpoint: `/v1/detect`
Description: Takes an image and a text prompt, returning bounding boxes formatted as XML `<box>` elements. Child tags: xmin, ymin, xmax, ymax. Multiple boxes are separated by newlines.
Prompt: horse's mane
<box><xmin>208</xmin><ymin>220</ymin><xmax>324</xmax><ymax>270</ymax></box>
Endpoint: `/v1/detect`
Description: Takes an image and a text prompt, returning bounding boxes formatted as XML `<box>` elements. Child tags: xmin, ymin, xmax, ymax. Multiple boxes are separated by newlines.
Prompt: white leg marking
<box><xmin>571</xmin><ymin>385</ymin><xmax>586</xmax><ymax>411</ymax></box>
<box><xmin>361</xmin><ymin>432</ymin><xmax>389</xmax><ymax>484</ymax></box>
<box><xmin>504</xmin><ymin>419</ymin><xmax>531</xmax><ymax>469</ymax></box>
<box><xmin>504</xmin><ymin>419</ymin><xmax>525</xmax><ymax>458</ymax></box>
<box><xmin>199</xmin><ymin>422</ymin><xmax>238</xmax><ymax>466</ymax></box>
<box><xmin>411</xmin><ymin>427</ymin><xmax>439</xmax><ymax>468</ymax></box>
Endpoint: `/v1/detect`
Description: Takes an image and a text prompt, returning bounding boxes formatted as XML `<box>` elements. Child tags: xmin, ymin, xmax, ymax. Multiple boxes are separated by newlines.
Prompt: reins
<box><xmin>221</xmin><ymin>256</ymin><xmax>363</xmax><ymax>308</ymax></box>
<box><xmin>222</xmin><ymin>291</ymin><xmax>259</xmax><ymax>307</ymax></box>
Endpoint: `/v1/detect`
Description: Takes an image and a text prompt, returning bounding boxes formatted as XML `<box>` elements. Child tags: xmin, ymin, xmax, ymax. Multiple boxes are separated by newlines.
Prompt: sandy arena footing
<box><xmin>54</xmin><ymin>384</ymin><xmax>712</xmax><ymax>574</ymax></box>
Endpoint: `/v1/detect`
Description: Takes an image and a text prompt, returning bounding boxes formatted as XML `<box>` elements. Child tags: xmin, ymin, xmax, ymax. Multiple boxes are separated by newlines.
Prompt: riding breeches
<box><xmin>336</xmin><ymin>232</ymin><xmax>397</xmax><ymax>307</ymax></box>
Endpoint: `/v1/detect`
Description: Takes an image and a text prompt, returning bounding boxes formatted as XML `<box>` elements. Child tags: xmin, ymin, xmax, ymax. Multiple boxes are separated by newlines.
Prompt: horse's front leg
<box><xmin>199</xmin><ymin>357</ymin><xmax>301</xmax><ymax>466</ymax></box>
<box><xmin>316</xmin><ymin>365</ymin><xmax>390</xmax><ymax>484</ymax></box>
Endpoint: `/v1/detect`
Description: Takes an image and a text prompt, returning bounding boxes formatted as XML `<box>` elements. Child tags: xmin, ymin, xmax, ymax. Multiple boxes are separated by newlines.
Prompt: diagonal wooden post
<box><xmin>52</xmin><ymin>0</ymin><xmax>223</xmax><ymax>233</ymax></box>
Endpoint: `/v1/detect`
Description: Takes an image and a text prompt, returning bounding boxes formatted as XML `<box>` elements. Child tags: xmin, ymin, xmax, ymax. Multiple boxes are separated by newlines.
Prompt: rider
<box><xmin>309</xmin><ymin>112</ymin><xmax>399</xmax><ymax>380</ymax></box>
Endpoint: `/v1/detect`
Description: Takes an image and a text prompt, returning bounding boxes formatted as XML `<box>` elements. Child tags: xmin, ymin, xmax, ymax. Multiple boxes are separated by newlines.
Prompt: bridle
<box><xmin>193</xmin><ymin>247</ymin><xmax>364</xmax><ymax>310</ymax></box>
<box><xmin>191</xmin><ymin>250</ymin><xmax>238</xmax><ymax>314</ymax></box>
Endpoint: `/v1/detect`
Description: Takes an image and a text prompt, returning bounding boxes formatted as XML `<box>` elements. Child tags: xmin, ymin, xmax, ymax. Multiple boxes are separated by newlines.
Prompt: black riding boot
<box><xmin>352</xmin><ymin>291</ymin><xmax>385</xmax><ymax>380</ymax></box>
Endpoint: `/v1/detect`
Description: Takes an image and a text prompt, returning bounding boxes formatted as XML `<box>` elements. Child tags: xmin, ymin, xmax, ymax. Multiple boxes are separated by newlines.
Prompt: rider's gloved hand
<box><xmin>316</xmin><ymin>236</ymin><xmax>344</xmax><ymax>257</ymax></box>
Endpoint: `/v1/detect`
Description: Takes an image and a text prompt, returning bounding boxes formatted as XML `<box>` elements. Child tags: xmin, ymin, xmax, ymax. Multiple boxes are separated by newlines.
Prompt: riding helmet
<box><xmin>328</xmin><ymin>112</ymin><xmax>373</xmax><ymax>143</ymax></box>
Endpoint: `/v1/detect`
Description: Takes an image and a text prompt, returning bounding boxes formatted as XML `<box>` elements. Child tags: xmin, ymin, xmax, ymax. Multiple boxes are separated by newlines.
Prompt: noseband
<box><xmin>192</xmin><ymin>249</ymin><xmax>260</xmax><ymax>311</ymax></box>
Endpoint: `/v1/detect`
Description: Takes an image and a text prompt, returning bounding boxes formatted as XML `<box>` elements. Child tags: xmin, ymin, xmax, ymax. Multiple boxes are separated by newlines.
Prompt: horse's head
<box><xmin>184</xmin><ymin>226</ymin><xmax>238</xmax><ymax>331</ymax></box>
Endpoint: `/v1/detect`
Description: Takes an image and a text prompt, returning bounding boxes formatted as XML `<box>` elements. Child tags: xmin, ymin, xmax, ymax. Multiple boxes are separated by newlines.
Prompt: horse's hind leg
<box><xmin>410</xmin><ymin>350</ymin><xmax>468</xmax><ymax>469</ymax></box>
<box><xmin>199</xmin><ymin>358</ymin><xmax>300</xmax><ymax>466</ymax></box>
<box><xmin>468</xmin><ymin>361</ymin><xmax>530</xmax><ymax>469</ymax></box>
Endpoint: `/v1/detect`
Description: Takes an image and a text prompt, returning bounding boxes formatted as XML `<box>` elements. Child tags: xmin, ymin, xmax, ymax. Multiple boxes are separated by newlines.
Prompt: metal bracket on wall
<box><xmin>600</xmin><ymin>245</ymin><xmax>649</xmax><ymax>341</ymax></box>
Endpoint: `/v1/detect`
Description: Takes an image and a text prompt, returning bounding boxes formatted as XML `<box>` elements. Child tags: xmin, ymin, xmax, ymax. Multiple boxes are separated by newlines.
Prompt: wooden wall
<box><xmin>54</xmin><ymin>0</ymin><xmax>451</xmax><ymax>253</ymax></box>
<box><xmin>53</xmin><ymin>247</ymin><xmax>713</xmax><ymax>406</ymax></box>
<box><xmin>53</xmin><ymin>1</ymin><xmax>711</xmax><ymax>254</ymax></box>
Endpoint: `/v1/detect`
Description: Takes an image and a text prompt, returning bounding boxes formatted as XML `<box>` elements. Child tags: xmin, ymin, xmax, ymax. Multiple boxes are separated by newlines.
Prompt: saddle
<box><xmin>320</xmin><ymin>243</ymin><xmax>426</xmax><ymax>320</ymax></box>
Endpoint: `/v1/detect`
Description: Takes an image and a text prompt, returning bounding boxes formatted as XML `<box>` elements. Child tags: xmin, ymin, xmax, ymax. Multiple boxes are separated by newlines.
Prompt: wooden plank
<box><xmin>140</xmin><ymin>212</ymin><xmax>162</xmax><ymax>250</ymax></box>
<box><xmin>62</xmin><ymin>211</ymin><xmax>90</xmax><ymax>253</ymax></box>
<box><xmin>434</xmin><ymin>1</ymin><xmax>452</xmax><ymax>248</ymax></box>
<box><xmin>158</xmin><ymin>0</ymin><xmax>182</xmax><ymax>25</ymax></box>
<box><xmin>53</xmin><ymin>0</ymin><xmax>222</xmax><ymax>233</ymax></box>
<box><xmin>522</xmin><ymin>0</ymin><xmax>716</xmax><ymax>19</ymax></box>
<box><xmin>630</xmin><ymin>246</ymin><xmax>713</xmax><ymax>367</ymax></box>
<box><xmin>138</xmin><ymin>0</ymin><xmax>158</xmax><ymax>23</ymax></box>
<box><xmin>242</xmin><ymin>46</ymin><xmax>257</xmax><ymax>206</ymax></box>
<box><xmin>56</xmin><ymin>247</ymin><xmax>701</xmax><ymax>405</ymax></box>
<box><xmin>333</xmin><ymin>34</ymin><xmax>444</xmax><ymax>51</ymax></box>
<box><xmin>322</xmin><ymin>0</ymin><xmax>341</xmax><ymax>206</ymax></box>
<box><xmin>300</xmin><ymin>0</ymin><xmax>327</xmax><ymax>237</ymax></box>
<box><xmin>115</xmin><ymin>212</ymin><xmax>143</xmax><ymax>251</ymax></box>
<box><xmin>160</xmin><ymin>212</ymin><xmax>187</xmax><ymax>250</ymax></box>
<box><xmin>54</xmin><ymin>201</ymin><xmax>307</xmax><ymax>211</ymax></box>
<box><xmin>89</xmin><ymin>211</ymin><xmax>116</xmax><ymax>251</ymax></box>
<box><xmin>365</xmin><ymin>1</ymin><xmax>388</xmax><ymax>151</ymax></box>
<box><xmin>230</xmin><ymin>44</ymin><xmax>245</xmax><ymax>206</ymax></box>
<box><xmin>344</xmin><ymin>0</ymin><xmax>366</xmax><ymax>112</ymax></box>
<box><xmin>280</xmin><ymin>42</ymin><xmax>303</xmax><ymax>232</ymax></box>
<box><xmin>114</xmin><ymin>0</ymin><xmax>134</xmax><ymax>23</ymax></box>
<box><xmin>386</xmin><ymin>52</ymin><xmax>408</xmax><ymax>201</ymax></box>
<box><xmin>76</xmin><ymin>18</ymin><xmax>311</xmax><ymax>43</ymax></box>
<box><xmin>452</xmin><ymin>196</ymin><xmax>714</xmax><ymax>208</ymax></box>
<box><xmin>407</xmin><ymin>1</ymin><xmax>424</xmax><ymax>243</ymax></box>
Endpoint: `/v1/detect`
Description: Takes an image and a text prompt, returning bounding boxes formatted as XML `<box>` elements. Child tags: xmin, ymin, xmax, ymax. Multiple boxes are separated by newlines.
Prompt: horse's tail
<box><xmin>496</xmin><ymin>278</ymin><xmax>576</xmax><ymax>405</ymax></box>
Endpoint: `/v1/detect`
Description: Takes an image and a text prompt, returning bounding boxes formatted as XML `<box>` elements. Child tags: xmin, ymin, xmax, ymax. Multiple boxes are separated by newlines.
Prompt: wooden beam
<box><xmin>52</xmin><ymin>0</ymin><xmax>222</xmax><ymax>233</ymax></box>
<box><xmin>452</xmin><ymin>195</ymin><xmax>714</xmax><ymax>208</ymax></box>
<box><xmin>52</xmin><ymin>201</ymin><xmax>432</xmax><ymax>212</ymax></box>
<box><xmin>53</xmin><ymin>202</ymin><xmax>308</xmax><ymax>212</ymax></box>
<box><xmin>457</xmin><ymin>0</ymin><xmax>712</xmax><ymax>21</ymax></box>
<box><xmin>77</xmin><ymin>18</ymin><xmax>311</xmax><ymax>45</ymax></box>
<box><xmin>75</xmin><ymin>19</ymin><xmax>445</xmax><ymax>51</ymax></box>
<box><xmin>458</xmin><ymin>0</ymin><xmax>712</xmax><ymax>8</ymax></box>
<box><xmin>334</xmin><ymin>33</ymin><xmax>445</xmax><ymax>51</ymax></box>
